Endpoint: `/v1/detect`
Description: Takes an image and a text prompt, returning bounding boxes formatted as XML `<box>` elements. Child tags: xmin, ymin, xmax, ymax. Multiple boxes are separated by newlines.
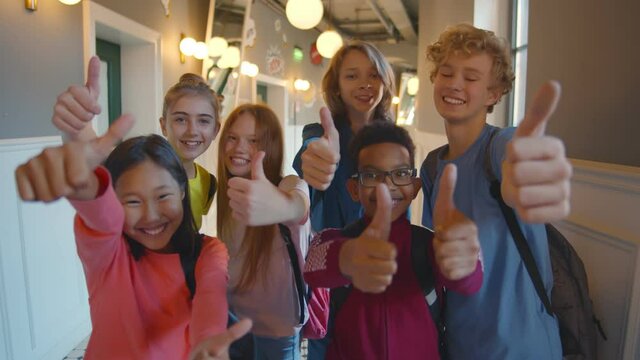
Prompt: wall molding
<box><xmin>0</xmin><ymin>136</ymin><xmax>90</xmax><ymax>359</ymax></box>
<box><xmin>571</xmin><ymin>158</ymin><xmax>640</xmax><ymax>195</ymax></box>
<box><xmin>565</xmin><ymin>158</ymin><xmax>640</xmax><ymax>359</ymax></box>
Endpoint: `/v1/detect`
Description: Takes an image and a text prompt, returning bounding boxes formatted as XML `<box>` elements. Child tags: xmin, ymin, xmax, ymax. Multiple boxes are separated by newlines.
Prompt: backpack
<box><xmin>332</xmin><ymin>218</ymin><xmax>448</xmax><ymax>358</ymax></box>
<box><xmin>182</xmin><ymin>236</ymin><xmax>255</xmax><ymax>360</ymax></box>
<box><xmin>279</xmin><ymin>224</ymin><xmax>331</xmax><ymax>340</ymax></box>
<box><xmin>422</xmin><ymin>127</ymin><xmax>607</xmax><ymax>359</ymax></box>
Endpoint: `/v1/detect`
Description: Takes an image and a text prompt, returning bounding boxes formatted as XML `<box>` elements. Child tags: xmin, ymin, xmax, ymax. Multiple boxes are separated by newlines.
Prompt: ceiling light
<box><xmin>407</xmin><ymin>77</ymin><xmax>419</xmax><ymax>96</ymax></box>
<box><xmin>208</xmin><ymin>37</ymin><xmax>228</xmax><ymax>57</ymax></box>
<box><xmin>316</xmin><ymin>30</ymin><xmax>343</xmax><ymax>59</ymax></box>
<box><xmin>240</xmin><ymin>61</ymin><xmax>259</xmax><ymax>77</ymax></box>
<box><xmin>286</xmin><ymin>0</ymin><xmax>324</xmax><ymax>30</ymax></box>
<box><xmin>179</xmin><ymin>37</ymin><xmax>197</xmax><ymax>57</ymax></box>
<box><xmin>218</xmin><ymin>46</ymin><xmax>241</xmax><ymax>69</ymax></box>
<box><xmin>193</xmin><ymin>42</ymin><xmax>209</xmax><ymax>60</ymax></box>
<box><xmin>294</xmin><ymin>79</ymin><xmax>310</xmax><ymax>91</ymax></box>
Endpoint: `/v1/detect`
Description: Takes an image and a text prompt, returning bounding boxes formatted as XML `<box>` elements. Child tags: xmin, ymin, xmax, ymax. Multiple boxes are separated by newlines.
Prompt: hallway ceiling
<box><xmin>260</xmin><ymin>0</ymin><xmax>419</xmax><ymax>44</ymax></box>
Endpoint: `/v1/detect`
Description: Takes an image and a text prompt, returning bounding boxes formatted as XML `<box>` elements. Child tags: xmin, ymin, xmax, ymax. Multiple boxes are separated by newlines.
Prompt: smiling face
<box><xmin>433</xmin><ymin>52</ymin><xmax>501</xmax><ymax>127</ymax></box>
<box><xmin>115</xmin><ymin>160</ymin><xmax>185</xmax><ymax>253</ymax></box>
<box><xmin>347</xmin><ymin>142</ymin><xmax>421</xmax><ymax>222</ymax></box>
<box><xmin>160</xmin><ymin>94</ymin><xmax>219</xmax><ymax>165</ymax></box>
<box><xmin>338</xmin><ymin>49</ymin><xmax>384</xmax><ymax>121</ymax></box>
<box><xmin>222</xmin><ymin>112</ymin><xmax>259</xmax><ymax>178</ymax></box>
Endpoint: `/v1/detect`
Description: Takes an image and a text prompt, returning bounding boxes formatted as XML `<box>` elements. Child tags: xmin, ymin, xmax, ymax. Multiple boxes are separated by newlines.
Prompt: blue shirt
<box><xmin>293</xmin><ymin>120</ymin><xmax>362</xmax><ymax>232</ymax></box>
<box><xmin>420</xmin><ymin>124</ymin><xmax>562</xmax><ymax>359</ymax></box>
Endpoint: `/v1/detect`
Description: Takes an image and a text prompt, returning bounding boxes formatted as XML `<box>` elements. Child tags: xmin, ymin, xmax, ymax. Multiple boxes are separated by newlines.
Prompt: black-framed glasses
<box><xmin>351</xmin><ymin>168</ymin><xmax>417</xmax><ymax>187</ymax></box>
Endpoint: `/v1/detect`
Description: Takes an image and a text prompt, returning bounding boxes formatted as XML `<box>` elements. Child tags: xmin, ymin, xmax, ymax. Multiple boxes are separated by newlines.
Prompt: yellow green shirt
<box><xmin>188</xmin><ymin>163</ymin><xmax>216</xmax><ymax>230</ymax></box>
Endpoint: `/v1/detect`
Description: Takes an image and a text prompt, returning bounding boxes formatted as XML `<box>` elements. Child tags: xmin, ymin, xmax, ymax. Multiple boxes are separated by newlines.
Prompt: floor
<box><xmin>62</xmin><ymin>337</ymin><xmax>88</xmax><ymax>359</ymax></box>
<box><xmin>64</xmin><ymin>337</ymin><xmax>308</xmax><ymax>359</ymax></box>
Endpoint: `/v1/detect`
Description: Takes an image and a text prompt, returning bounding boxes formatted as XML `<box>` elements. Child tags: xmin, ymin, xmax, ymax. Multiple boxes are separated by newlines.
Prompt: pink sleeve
<box><xmin>70</xmin><ymin>167</ymin><xmax>126</xmax><ymax>286</ymax></box>
<box><xmin>431</xmin><ymin>242</ymin><xmax>483</xmax><ymax>296</ymax></box>
<box><xmin>303</xmin><ymin>229</ymin><xmax>351</xmax><ymax>288</ymax></box>
<box><xmin>190</xmin><ymin>236</ymin><xmax>230</xmax><ymax>346</ymax></box>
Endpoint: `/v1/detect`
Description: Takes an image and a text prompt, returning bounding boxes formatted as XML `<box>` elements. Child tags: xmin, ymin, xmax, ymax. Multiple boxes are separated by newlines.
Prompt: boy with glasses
<box><xmin>303</xmin><ymin>122</ymin><xmax>483</xmax><ymax>359</ymax></box>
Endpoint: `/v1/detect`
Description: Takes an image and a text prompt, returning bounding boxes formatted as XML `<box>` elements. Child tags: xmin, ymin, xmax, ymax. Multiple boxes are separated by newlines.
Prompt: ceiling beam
<box><xmin>376</xmin><ymin>0</ymin><xmax>417</xmax><ymax>41</ymax></box>
<box><xmin>365</xmin><ymin>0</ymin><xmax>395</xmax><ymax>37</ymax></box>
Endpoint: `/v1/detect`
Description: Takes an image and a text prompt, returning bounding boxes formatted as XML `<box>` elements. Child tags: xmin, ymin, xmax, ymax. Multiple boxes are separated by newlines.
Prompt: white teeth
<box><xmin>141</xmin><ymin>224</ymin><xmax>166</xmax><ymax>235</ymax></box>
<box><xmin>443</xmin><ymin>96</ymin><xmax>465</xmax><ymax>105</ymax></box>
<box><xmin>231</xmin><ymin>157</ymin><xmax>249</xmax><ymax>166</ymax></box>
<box><xmin>181</xmin><ymin>140</ymin><xmax>202</xmax><ymax>146</ymax></box>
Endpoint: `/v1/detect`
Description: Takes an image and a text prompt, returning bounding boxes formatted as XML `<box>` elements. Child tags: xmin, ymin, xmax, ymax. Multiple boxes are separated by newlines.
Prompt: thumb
<box><xmin>367</xmin><ymin>183</ymin><xmax>392</xmax><ymax>241</ymax></box>
<box><xmin>225</xmin><ymin>318</ymin><xmax>253</xmax><ymax>343</ymax></box>
<box><xmin>433</xmin><ymin>164</ymin><xmax>458</xmax><ymax>228</ymax></box>
<box><xmin>515</xmin><ymin>80</ymin><xmax>562</xmax><ymax>138</ymax></box>
<box><xmin>251</xmin><ymin>151</ymin><xmax>266</xmax><ymax>180</ymax></box>
<box><xmin>209</xmin><ymin>318</ymin><xmax>253</xmax><ymax>356</ymax></box>
<box><xmin>91</xmin><ymin>114</ymin><xmax>135</xmax><ymax>163</ymax></box>
<box><xmin>320</xmin><ymin>107</ymin><xmax>339</xmax><ymax>149</ymax></box>
<box><xmin>86</xmin><ymin>56</ymin><xmax>101</xmax><ymax>100</ymax></box>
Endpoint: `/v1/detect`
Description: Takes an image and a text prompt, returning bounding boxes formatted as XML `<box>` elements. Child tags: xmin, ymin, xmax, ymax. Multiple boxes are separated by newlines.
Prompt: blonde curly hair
<box><xmin>426</xmin><ymin>23</ymin><xmax>515</xmax><ymax>113</ymax></box>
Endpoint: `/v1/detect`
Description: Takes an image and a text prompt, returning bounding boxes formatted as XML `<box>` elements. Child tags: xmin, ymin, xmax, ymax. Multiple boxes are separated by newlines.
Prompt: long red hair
<box><xmin>217</xmin><ymin>104</ymin><xmax>284</xmax><ymax>292</ymax></box>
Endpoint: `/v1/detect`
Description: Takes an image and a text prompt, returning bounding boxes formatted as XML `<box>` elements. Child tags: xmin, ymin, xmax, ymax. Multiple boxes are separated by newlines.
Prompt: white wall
<box><xmin>0</xmin><ymin>138</ymin><xmax>90</xmax><ymax>360</ymax></box>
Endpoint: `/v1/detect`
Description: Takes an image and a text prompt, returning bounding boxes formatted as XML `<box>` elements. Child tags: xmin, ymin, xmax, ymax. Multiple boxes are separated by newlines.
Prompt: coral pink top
<box><xmin>70</xmin><ymin>167</ymin><xmax>228</xmax><ymax>360</ymax></box>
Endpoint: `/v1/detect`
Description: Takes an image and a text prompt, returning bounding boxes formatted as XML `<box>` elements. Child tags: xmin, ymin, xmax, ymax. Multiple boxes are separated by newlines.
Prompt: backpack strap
<box><xmin>482</xmin><ymin>128</ymin><xmax>554</xmax><ymax>315</ymax></box>
<box><xmin>206</xmin><ymin>172</ymin><xmax>217</xmax><ymax>209</ymax></box>
<box><xmin>279</xmin><ymin>223</ymin><xmax>307</xmax><ymax>325</ymax></box>
<box><xmin>180</xmin><ymin>235</ymin><xmax>204</xmax><ymax>299</ymax></box>
<box><xmin>410</xmin><ymin>224</ymin><xmax>447</xmax><ymax>358</ymax></box>
<box><xmin>423</xmin><ymin>144</ymin><xmax>448</xmax><ymax>192</ymax></box>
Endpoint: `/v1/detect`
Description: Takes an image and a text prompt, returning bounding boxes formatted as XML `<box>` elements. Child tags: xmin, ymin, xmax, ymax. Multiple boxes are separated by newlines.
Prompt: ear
<box><xmin>181</xmin><ymin>189</ymin><xmax>186</xmax><ymax>200</ymax></box>
<box><xmin>486</xmin><ymin>86</ymin><xmax>503</xmax><ymax>107</ymax></box>
<box><xmin>159</xmin><ymin>117</ymin><xmax>168</xmax><ymax>136</ymax></box>
<box><xmin>346</xmin><ymin>178</ymin><xmax>360</xmax><ymax>202</ymax></box>
<box><xmin>411</xmin><ymin>177</ymin><xmax>422</xmax><ymax>200</ymax></box>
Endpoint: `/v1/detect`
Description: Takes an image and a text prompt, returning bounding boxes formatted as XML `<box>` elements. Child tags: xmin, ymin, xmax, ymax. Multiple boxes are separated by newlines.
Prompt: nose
<box><xmin>360</xmin><ymin>82</ymin><xmax>372</xmax><ymax>90</ymax></box>
<box><xmin>143</xmin><ymin>202</ymin><xmax>161</xmax><ymax>222</ymax></box>
<box><xmin>447</xmin><ymin>73</ymin><xmax>463</xmax><ymax>91</ymax></box>
<box><xmin>383</xmin><ymin>173</ymin><xmax>398</xmax><ymax>189</ymax></box>
<box><xmin>185</xmin><ymin>119</ymin><xmax>196</xmax><ymax>136</ymax></box>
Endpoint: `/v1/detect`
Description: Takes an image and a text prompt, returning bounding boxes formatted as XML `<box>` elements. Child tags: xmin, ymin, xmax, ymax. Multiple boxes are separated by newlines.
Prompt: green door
<box><xmin>96</xmin><ymin>39</ymin><xmax>122</xmax><ymax>125</ymax></box>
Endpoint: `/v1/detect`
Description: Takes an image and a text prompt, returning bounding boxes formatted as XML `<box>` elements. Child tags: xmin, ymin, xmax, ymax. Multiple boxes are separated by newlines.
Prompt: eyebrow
<box><xmin>170</xmin><ymin>111</ymin><xmax>214</xmax><ymax>118</ymax></box>
<box><xmin>119</xmin><ymin>185</ymin><xmax>174</xmax><ymax>197</ymax></box>
<box><xmin>360</xmin><ymin>164</ymin><xmax>411</xmax><ymax>171</ymax></box>
<box><xmin>440</xmin><ymin>64</ymin><xmax>484</xmax><ymax>75</ymax></box>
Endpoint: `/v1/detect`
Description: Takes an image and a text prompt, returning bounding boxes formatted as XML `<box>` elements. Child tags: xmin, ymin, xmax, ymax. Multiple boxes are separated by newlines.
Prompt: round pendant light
<box><xmin>316</xmin><ymin>30</ymin><xmax>343</xmax><ymax>59</ymax></box>
<box><xmin>286</xmin><ymin>0</ymin><xmax>324</xmax><ymax>30</ymax></box>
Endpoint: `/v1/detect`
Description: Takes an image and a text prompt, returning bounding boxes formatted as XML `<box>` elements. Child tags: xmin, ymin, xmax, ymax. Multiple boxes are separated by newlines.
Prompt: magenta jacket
<box><xmin>304</xmin><ymin>216</ymin><xmax>482</xmax><ymax>360</ymax></box>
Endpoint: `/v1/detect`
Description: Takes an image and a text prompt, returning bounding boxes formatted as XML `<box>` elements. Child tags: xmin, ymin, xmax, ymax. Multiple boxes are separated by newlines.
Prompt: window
<box><xmin>509</xmin><ymin>0</ymin><xmax>529</xmax><ymax>126</ymax></box>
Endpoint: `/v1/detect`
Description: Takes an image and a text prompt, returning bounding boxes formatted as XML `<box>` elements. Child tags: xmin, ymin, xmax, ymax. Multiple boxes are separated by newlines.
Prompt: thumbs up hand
<box><xmin>301</xmin><ymin>107</ymin><xmax>341</xmax><ymax>191</ymax></box>
<box><xmin>52</xmin><ymin>55</ymin><xmax>102</xmax><ymax>141</ymax></box>
<box><xmin>189</xmin><ymin>318</ymin><xmax>252</xmax><ymax>360</ymax></box>
<box><xmin>501</xmin><ymin>81</ymin><xmax>573</xmax><ymax>223</ymax></box>
<box><xmin>15</xmin><ymin>114</ymin><xmax>135</xmax><ymax>202</ymax></box>
<box><xmin>339</xmin><ymin>184</ymin><xmax>397</xmax><ymax>293</ymax></box>
<box><xmin>433</xmin><ymin>164</ymin><xmax>480</xmax><ymax>281</ymax></box>
<box><xmin>228</xmin><ymin>151</ymin><xmax>306</xmax><ymax>226</ymax></box>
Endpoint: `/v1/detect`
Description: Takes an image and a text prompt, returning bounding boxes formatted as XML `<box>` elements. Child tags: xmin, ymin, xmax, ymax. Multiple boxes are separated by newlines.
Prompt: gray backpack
<box><xmin>422</xmin><ymin>127</ymin><xmax>606</xmax><ymax>359</ymax></box>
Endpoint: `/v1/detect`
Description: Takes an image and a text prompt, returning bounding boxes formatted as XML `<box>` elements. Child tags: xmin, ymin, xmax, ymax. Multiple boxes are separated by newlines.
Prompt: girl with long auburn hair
<box><xmin>217</xmin><ymin>104</ymin><xmax>311</xmax><ymax>359</ymax></box>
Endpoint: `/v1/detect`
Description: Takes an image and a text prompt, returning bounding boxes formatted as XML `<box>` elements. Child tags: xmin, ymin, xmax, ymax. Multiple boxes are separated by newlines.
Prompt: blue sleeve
<box><xmin>292</xmin><ymin>137</ymin><xmax>320</xmax><ymax>177</ymax></box>
<box><xmin>292</xmin><ymin>123</ymin><xmax>324</xmax><ymax>177</ymax></box>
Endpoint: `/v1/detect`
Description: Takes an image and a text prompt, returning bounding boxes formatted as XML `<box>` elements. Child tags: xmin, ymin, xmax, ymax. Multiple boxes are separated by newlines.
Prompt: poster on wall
<box><xmin>266</xmin><ymin>45</ymin><xmax>285</xmax><ymax>76</ymax></box>
<box><xmin>310</xmin><ymin>42</ymin><xmax>322</xmax><ymax>65</ymax></box>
